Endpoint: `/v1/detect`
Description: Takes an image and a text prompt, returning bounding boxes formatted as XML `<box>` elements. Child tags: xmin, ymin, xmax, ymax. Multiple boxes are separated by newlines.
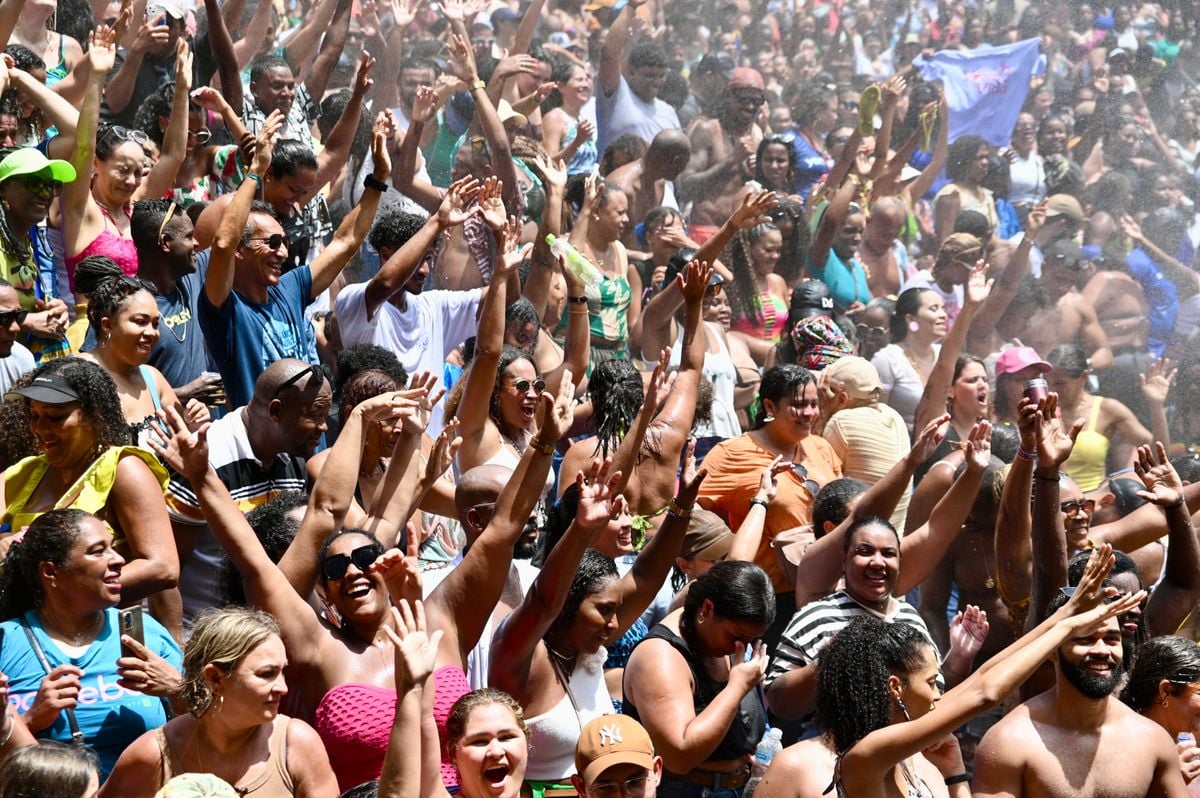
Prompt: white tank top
<box><xmin>523</xmin><ymin>649</ymin><xmax>613</xmax><ymax>781</ymax></box>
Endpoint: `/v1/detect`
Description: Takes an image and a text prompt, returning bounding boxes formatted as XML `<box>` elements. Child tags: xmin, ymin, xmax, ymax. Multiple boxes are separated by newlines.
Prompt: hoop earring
<box><xmin>896</xmin><ymin>696</ymin><xmax>910</xmax><ymax>721</ymax></box>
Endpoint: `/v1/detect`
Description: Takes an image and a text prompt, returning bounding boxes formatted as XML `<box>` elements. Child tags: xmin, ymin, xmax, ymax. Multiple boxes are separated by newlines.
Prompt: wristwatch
<box><xmin>363</xmin><ymin>175</ymin><xmax>390</xmax><ymax>193</ymax></box>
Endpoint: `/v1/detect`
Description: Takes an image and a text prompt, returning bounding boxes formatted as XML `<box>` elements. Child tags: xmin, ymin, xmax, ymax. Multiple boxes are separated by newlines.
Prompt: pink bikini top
<box><xmin>66</xmin><ymin>205</ymin><xmax>139</xmax><ymax>292</ymax></box>
<box><xmin>313</xmin><ymin>666</ymin><xmax>470</xmax><ymax>793</ymax></box>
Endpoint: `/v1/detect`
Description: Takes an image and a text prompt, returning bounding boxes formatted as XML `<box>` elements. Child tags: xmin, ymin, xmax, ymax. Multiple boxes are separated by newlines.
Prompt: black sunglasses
<box><xmin>271</xmin><ymin>364</ymin><xmax>329</xmax><ymax>400</ymax></box>
<box><xmin>321</xmin><ymin>543</ymin><xmax>384</xmax><ymax>580</ymax></box>
<box><xmin>244</xmin><ymin>233</ymin><xmax>288</xmax><ymax>250</ymax></box>
<box><xmin>14</xmin><ymin>175</ymin><xmax>63</xmax><ymax>199</ymax></box>
<box><xmin>791</xmin><ymin>462</ymin><xmax>820</xmax><ymax>496</ymax></box>
<box><xmin>0</xmin><ymin>309</ymin><xmax>28</xmax><ymax>327</ymax></box>
<box><xmin>512</xmin><ymin>378</ymin><xmax>546</xmax><ymax>394</ymax></box>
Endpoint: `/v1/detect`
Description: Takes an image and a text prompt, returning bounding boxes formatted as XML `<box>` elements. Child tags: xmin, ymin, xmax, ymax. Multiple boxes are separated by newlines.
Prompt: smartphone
<box><xmin>118</xmin><ymin>606</ymin><xmax>144</xmax><ymax>658</ymax></box>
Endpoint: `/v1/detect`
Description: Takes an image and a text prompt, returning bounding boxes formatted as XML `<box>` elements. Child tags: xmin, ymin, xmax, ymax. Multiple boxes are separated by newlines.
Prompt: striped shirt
<box><xmin>765</xmin><ymin>590</ymin><xmax>943</xmax><ymax>688</ymax></box>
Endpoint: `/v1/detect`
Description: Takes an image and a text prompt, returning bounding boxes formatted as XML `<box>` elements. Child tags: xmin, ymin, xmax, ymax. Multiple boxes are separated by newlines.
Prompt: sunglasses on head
<box><xmin>321</xmin><ymin>543</ymin><xmax>384</xmax><ymax>580</ymax></box>
<box><xmin>0</xmin><ymin>309</ymin><xmax>29</xmax><ymax>327</ymax></box>
<box><xmin>271</xmin><ymin>364</ymin><xmax>329</xmax><ymax>400</ymax></box>
<box><xmin>1061</xmin><ymin>499</ymin><xmax>1096</xmax><ymax>516</ymax></box>
<box><xmin>512</xmin><ymin>378</ymin><xmax>546</xmax><ymax>394</ymax></box>
<box><xmin>100</xmin><ymin>125</ymin><xmax>150</xmax><ymax>148</ymax></box>
<box><xmin>244</xmin><ymin>233</ymin><xmax>288</xmax><ymax>250</ymax></box>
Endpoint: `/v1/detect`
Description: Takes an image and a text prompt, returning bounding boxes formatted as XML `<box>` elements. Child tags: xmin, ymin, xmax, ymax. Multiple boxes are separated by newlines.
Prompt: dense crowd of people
<box><xmin>2</xmin><ymin>0</ymin><xmax>1200</xmax><ymax>794</ymax></box>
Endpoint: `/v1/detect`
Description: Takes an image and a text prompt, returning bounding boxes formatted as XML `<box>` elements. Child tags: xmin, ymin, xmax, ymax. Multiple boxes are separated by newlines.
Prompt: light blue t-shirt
<box><xmin>200</xmin><ymin>265</ymin><xmax>318</xmax><ymax>408</ymax></box>
<box><xmin>595</xmin><ymin>75</ymin><xmax>681</xmax><ymax>157</ymax></box>
<box><xmin>2</xmin><ymin>608</ymin><xmax>182</xmax><ymax>778</ymax></box>
<box><xmin>808</xmin><ymin>249</ymin><xmax>870</xmax><ymax>311</ymax></box>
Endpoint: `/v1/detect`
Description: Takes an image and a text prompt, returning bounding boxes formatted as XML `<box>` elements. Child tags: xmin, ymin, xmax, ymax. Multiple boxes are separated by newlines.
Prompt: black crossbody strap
<box><xmin>20</xmin><ymin>619</ymin><xmax>86</xmax><ymax>746</ymax></box>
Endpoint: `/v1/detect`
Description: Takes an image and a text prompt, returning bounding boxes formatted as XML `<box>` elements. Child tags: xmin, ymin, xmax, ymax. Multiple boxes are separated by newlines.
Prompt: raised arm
<box><xmin>6</xmin><ymin>65</ymin><xmax>79</xmax><ymax>159</ymax></box>
<box><xmin>136</xmin><ymin>39</ymin><xmax>192</xmax><ymax>201</ymax></box>
<box><xmin>994</xmin><ymin>401</ymin><xmax>1037</xmax><ymax>616</ymax></box>
<box><xmin>903</xmin><ymin>91</ymin><xmax>949</xmax><ymax>204</ymax></box>
<box><xmin>523</xmin><ymin>156</ymin><xmax>567</xmax><ymax>321</ymax></box>
<box><xmin>809</xmin><ymin>169</ymin><xmax>860</xmax><ymax>271</ymax></box>
<box><xmin>308</xmin><ymin>111</ymin><xmax>391</xmax><ymax>298</ymax></box>
<box><xmin>60</xmin><ymin>25</ymin><xmax>117</xmax><ymax>254</ymax></box>
<box><xmin>283</xmin><ymin>0</ymin><xmax>340</xmax><ymax>80</ymax></box>
<box><xmin>1134</xmin><ymin>443</ymin><xmax>1200</xmax><ymax>637</ymax></box>
<box><xmin>391</xmin><ymin>85</ymin><xmax>445</xmax><ymax>214</ymax></box>
<box><xmin>308</xmin><ymin>53</ymin><xmax>372</xmax><ymax>206</ymax></box>
<box><xmin>202</xmin><ymin>0</ymin><xmax>243</xmax><ymax>112</ymax></box>
<box><xmin>206</xmin><ymin>110</ymin><xmax>282</xmax><ymax>308</ymax></box>
<box><xmin>488</xmin><ymin>460</ymin><xmax>619</xmax><ymax>700</ymax></box>
<box><xmin>230</xmin><ymin>0</ymin><xmax>274</xmax><ymax>71</ymax></box>
<box><xmin>599</xmin><ymin>0</ymin><xmax>644</xmax><ymax>97</ymax></box>
<box><xmin>302</xmin><ymin>0</ymin><xmax>352</xmax><ymax>102</ymax></box>
<box><xmin>450</xmin><ymin>33</ymin><xmax>520</xmax><ymax>209</ymax></box>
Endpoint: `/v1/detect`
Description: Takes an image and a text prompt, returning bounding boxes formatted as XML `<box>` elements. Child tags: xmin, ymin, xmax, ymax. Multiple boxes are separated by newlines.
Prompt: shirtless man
<box><xmin>1034</xmin><ymin>238</ymin><xmax>1114</xmax><ymax>370</ymax></box>
<box><xmin>857</xmin><ymin>196</ymin><xmax>909</xmax><ymax>297</ymax></box>
<box><xmin>972</xmin><ymin>591</ymin><xmax>1187</xmax><ymax>798</ymax></box>
<box><xmin>678</xmin><ymin>68</ymin><xmax>765</xmax><ymax>239</ymax></box>
<box><xmin>606</xmin><ymin>129</ymin><xmax>692</xmax><ymax>249</ymax></box>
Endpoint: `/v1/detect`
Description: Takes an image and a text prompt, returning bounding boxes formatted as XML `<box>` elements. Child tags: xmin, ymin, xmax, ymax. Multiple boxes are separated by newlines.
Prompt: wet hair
<box><xmin>890</xmin><ymin>287</ymin><xmax>936</xmax><ymax>344</ymax></box>
<box><xmin>268</xmin><ymin>140</ymin><xmax>319</xmax><ymax>179</ymax></box>
<box><xmin>1045</xmin><ymin>343</ymin><xmax>1089</xmax><ymax>377</ymax></box>
<box><xmin>0</xmin><ymin>740</ymin><xmax>99</xmax><ymax>798</ymax></box>
<box><xmin>505</xmin><ymin>297</ymin><xmax>541</xmax><ymax>338</ymax></box>
<box><xmin>368</xmin><ymin>209</ymin><xmax>429</xmax><ymax>254</ymax></box>
<box><xmin>589</xmin><ymin>359</ymin><xmax>645</xmax><ymax>459</ymax></box>
<box><xmin>945</xmin><ymin>134</ymin><xmax>989</xmax><ymax>183</ymax></box>
<box><xmin>842</xmin><ymin>515</ymin><xmax>900</xmax><ymax>555</ymax></box>
<box><xmin>220</xmin><ymin>491</ymin><xmax>308</xmax><ymax>605</ymax></box>
<box><xmin>1067</xmin><ymin>548</ymin><xmax>1139</xmax><ymax>587</ymax></box>
<box><xmin>1121</xmin><ymin>636</ymin><xmax>1200</xmax><ymax>712</ymax></box>
<box><xmin>250</xmin><ymin>54</ymin><xmax>293</xmax><ymax>84</ymax></box>
<box><xmin>13</xmin><ymin>357</ymin><xmax>130</xmax><ymax>452</ymax></box>
<box><xmin>599</xmin><ymin>134</ymin><xmax>647</xmax><ymax>176</ymax></box>
<box><xmin>0</xmin><ymin>509</ymin><xmax>94</xmax><ymax>619</ymax></box>
<box><xmin>816</xmin><ymin>616</ymin><xmax>933</xmax><ymax>754</ymax></box>
<box><xmin>488</xmin><ymin>346</ymin><xmax>539</xmax><ymax>439</ymax></box>
<box><xmin>628</xmin><ymin>40</ymin><xmax>669</xmax><ymax>70</ymax></box>
<box><xmin>678</xmin><ymin>560</ymin><xmax>775</xmax><ymax>644</ymax></box>
<box><xmin>334</xmin><ymin>344</ymin><xmax>408</xmax><ymax>396</ymax></box>
<box><xmin>338</xmin><ymin>368</ymin><xmax>404</xmax><ymax>424</ymax></box>
<box><xmin>544</xmin><ymin>548</ymin><xmax>619</xmax><ymax>646</ymax></box>
<box><xmin>754</xmin><ymin>365</ymin><xmax>816</xmax><ymax>429</ymax></box>
<box><xmin>317</xmin><ymin>528</ymin><xmax>386</xmax><ymax>574</ymax></box>
<box><xmin>812</xmin><ymin>478</ymin><xmax>869</xmax><ymax>536</ymax></box>
<box><xmin>182</xmin><ymin>607</ymin><xmax>282</xmax><ymax>716</ymax></box>
<box><xmin>445</xmin><ymin>688</ymin><xmax>529</xmax><ymax>760</ymax></box>
<box><xmin>724</xmin><ymin>223</ymin><xmax>781</xmax><ymax>325</ymax></box>
<box><xmin>131</xmin><ymin>198</ymin><xmax>185</xmax><ymax>257</ymax></box>
<box><xmin>73</xmin><ymin>256</ymin><xmax>157</xmax><ymax>335</ymax></box>
<box><xmin>4</xmin><ymin>44</ymin><xmax>44</xmax><ymax>75</ymax></box>
<box><xmin>95</xmin><ymin>123</ymin><xmax>148</xmax><ymax>161</ymax></box>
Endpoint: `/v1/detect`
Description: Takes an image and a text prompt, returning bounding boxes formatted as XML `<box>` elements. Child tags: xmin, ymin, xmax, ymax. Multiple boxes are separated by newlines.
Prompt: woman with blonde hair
<box><xmin>101</xmin><ymin>607</ymin><xmax>340</xmax><ymax>797</ymax></box>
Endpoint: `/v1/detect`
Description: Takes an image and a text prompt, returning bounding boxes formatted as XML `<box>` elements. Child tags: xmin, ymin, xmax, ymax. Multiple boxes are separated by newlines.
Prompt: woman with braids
<box><xmin>1122</xmin><ymin>636</ymin><xmax>1200</xmax><ymax>788</ymax></box>
<box><xmin>724</xmin><ymin>221</ymin><xmax>790</xmax><ymax>365</ymax></box>
<box><xmin>73</xmin><ymin>257</ymin><xmax>208</xmax><ymax>450</ymax></box>
<box><xmin>0</xmin><ymin>147</ymin><xmax>73</xmax><ymax>362</ymax></box>
<box><xmin>622</xmin><ymin>560</ymin><xmax>774</xmax><ymax>794</ymax></box>
<box><xmin>756</xmin><ymin>546</ymin><xmax>1146</xmax><ymax>798</ymax></box>
<box><xmin>0</xmin><ymin>509</ymin><xmax>182</xmax><ymax>779</ymax></box>
<box><xmin>1</xmin><ymin>357</ymin><xmax>178</xmax><ymax>627</ymax></box>
<box><xmin>699</xmin><ymin>364</ymin><xmax>841</xmax><ymax>647</ymax></box>
<box><xmin>490</xmin><ymin>453</ymin><xmax>705</xmax><ymax>791</ymax></box>
<box><xmin>101</xmin><ymin>607</ymin><xmax>340</xmax><ymax>796</ymax></box>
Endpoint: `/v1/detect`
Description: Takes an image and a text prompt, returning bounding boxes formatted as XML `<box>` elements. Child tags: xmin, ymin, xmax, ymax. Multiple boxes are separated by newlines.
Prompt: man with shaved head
<box><xmin>858</xmin><ymin>196</ymin><xmax>910</xmax><ymax>297</ymax></box>
<box><xmin>607</xmin><ymin>129</ymin><xmax>693</xmax><ymax>248</ymax></box>
<box><xmin>166</xmin><ymin>358</ymin><xmax>331</xmax><ymax>619</ymax></box>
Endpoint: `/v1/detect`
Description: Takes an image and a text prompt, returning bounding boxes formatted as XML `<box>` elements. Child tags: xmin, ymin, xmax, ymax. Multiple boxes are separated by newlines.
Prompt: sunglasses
<box><xmin>14</xmin><ymin>175</ymin><xmax>63</xmax><ymax>199</ymax></box>
<box><xmin>791</xmin><ymin>462</ymin><xmax>820</xmax><ymax>496</ymax></box>
<box><xmin>512</xmin><ymin>378</ymin><xmax>546</xmax><ymax>394</ymax></box>
<box><xmin>764</xmin><ymin>133</ymin><xmax>795</xmax><ymax>145</ymax></box>
<box><xmin>736</xmin><ymin>94</ymin><xmax>766</xmax><ymax>107</ymax></box>
<box><xmin>1058</xmin><ymin>584</ymin><xmax>1124</xmax><ymax>604</ymax></box>
<box><xmin>320</xmin><ymin>543</ymin><xmax>384</xmax><ymax>580</ymax></box>
<box><xmin>187</xmin><ymin>127</ymin><xmax>212</xmax><ymax>144</ymax></box>
<box><xmin>244</xmin><ymin>233</ymin><xmax>288</xmax><ymax>251</ymax></box>
<box><xmin>100</xmin><ymin>125</ymin><xmax>150</xmax><ymax>148</ymax></box>
<box><xmin>0</xmin><ymin>309</ymin><xmax>29</xmax><ymax>327</ymax></box>
<box><xmin>271</xmin><ymin>363</ymin><xmax>328</xmax><ymax>400</ymax></box>
<box><xmin>856</xmin><ymin>323</ymin><xmax>887</xmax><ymax>337</ymax></box>
<box><xmin>1060</xmin><ymin>499</ymin><xmax>1096</xmax><ymax>516</ymax></box>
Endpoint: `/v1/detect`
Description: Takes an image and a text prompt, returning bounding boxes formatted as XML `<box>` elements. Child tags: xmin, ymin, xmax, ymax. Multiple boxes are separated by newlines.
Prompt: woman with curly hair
<box><xmin>1</xmin><ymin>357</ymin><xmax>177</xmax><ymax>624</ymax></box>
<box><xmin>101</xmin><ymin>606</ymin><xmax>339</xmax><ymax>796</ymax></box>
<box><xmin>724</xmin><ymin>222</ymin><xmax>789</xmax><ymax>365</ymax></box>
<box><xmin>0</xmin><ymin>509</ymin><xmax>182</xmax><ymax>779</ymax></box>
<box><xmin>756</xmin><ymin>548</ymin><xmax>1145</xmax><ymax>798</ymax></box>
<box><xmin>1122</xmin><ymin>636</ymin><xmax>1200</xmax><ymax>786</ymax></box>
<box><xmin>73</xmin><ymin>257</ymin><xmax>209</xmax><ymax>450</ymax></box>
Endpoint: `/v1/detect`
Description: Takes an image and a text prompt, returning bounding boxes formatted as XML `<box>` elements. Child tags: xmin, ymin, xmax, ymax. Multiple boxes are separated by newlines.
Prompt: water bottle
<box><xmin>743</xmin><ymin>727</ymin><xmax>784</xmax><ymax>798</ymax></box>
<box><xmin>545</xmin><ymin>234</ymin><xmax>603</xmax><ymax>288</ymax></box>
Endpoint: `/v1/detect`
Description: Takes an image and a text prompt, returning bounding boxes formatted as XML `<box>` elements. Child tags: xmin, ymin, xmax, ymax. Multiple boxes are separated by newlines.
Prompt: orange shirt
<box><xmin>698</xmin><ymin>433</ymin><xmax>842</xmax><ymax>593</ymax></box>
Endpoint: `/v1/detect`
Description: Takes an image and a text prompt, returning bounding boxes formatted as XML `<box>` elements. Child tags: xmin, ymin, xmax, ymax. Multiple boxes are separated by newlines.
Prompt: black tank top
<box><xmin>623</xmin><ymin>623</ymin><xmax>765</xmax><ymax>761</ymax></box>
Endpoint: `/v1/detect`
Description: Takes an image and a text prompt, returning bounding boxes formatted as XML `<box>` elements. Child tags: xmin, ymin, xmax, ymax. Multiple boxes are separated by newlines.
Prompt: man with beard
<box><xmin>972</xmin><ymin>587</ymin><xmax>1187</xmax><ymax>798</ymax></box>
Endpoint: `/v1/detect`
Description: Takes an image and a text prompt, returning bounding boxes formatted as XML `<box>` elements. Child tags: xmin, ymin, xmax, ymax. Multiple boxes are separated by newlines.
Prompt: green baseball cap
<box><xmin>0</xmin><ymin>148</ymin><xmax>77</xmax><ymax>185</ymax></box>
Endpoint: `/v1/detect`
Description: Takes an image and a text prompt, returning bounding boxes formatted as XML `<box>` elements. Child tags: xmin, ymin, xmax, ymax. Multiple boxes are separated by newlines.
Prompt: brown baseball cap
<box><xmin>575</xmin><ymin>715</ymin><xmax>656</xmax><ymax>784</ymax></box>
<box><xmin>1044</xmin><ymin>193</ymin><xmax>1085</xmax><ymax>223</ymax></box>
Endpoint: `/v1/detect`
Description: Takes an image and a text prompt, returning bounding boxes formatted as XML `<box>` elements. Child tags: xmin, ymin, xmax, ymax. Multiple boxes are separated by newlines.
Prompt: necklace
<box><xmin>902</xmin><ymin>341</ymin><xmax>935</xmax><ymax>373</ymax></box>
<box><xmin>41</xmin><ymin>610</ymin><xmax>103</xmax><ymax>646</ymax></box>
<box><xmin>971</xmin><ymin>528</ymin><xmax>996</xmax><ymax>590</ymax></box>
<box><xmin>161</xmin><ymin>282</ymin><xmax>189</xmax><ymax>344</ymax></box>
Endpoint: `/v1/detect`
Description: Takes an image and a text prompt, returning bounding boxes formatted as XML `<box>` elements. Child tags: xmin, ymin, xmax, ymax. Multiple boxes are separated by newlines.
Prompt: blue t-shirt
<box><xmin>150</xmin><ymin>251</ymin><xmax>216</xmax><ymax>390</ymax></box>
<box><xmin>788</xmin><ymin>129</ymin><xmax>830</xmax><ymax>205</ymax></box>
<box><xmin>199</xmin><ymin>265</ymin><xmax>317</xmax><ymax>408</ymax></box>
<box><xmin>808</xmin><ymin>248</ymin><xmax>870</xmax><ymax>311</ymax></box>
<box><xmin>1126</xmin><ymin>247</ymin><xmax>1178</xmax><ymax>358</ymax></box>
<box><xmin>1</xmin><ymin>608</ymin><xmax>182</xmax><ymax>778</ymax></box>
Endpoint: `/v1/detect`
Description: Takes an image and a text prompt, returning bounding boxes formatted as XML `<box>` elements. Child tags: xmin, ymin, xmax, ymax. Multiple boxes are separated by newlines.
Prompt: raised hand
<box><xmin>643</xmin><ymin>348</ymin><xmax>678</xmax><ymax>418</ymax></box>
<box><xmin>910</xmin><ymin>413</ymin><xmax>950</xmax><ymax>464</ymax></box>
<box><xmin>948</xmin><ymin>604</ymin><xmax>990</xmax><ymax>662</ymax></box>
<box><xmin>174</xmin><ymin>38</ymin><xmax>193</xmax><ymax>89</ymax></box>
<box><xmin>496</xmin><ymin>217</ymin><xmax>529</xmax><ymax>276</ymax></box>
<box><xmin>393</xmin><ymin>0</ymin><xmax>422</xmax><ymax>27</ymax></box>
<box><xmin>678</xmin><ymin>259</ymin><xmax>714</xmax><ymax>305</ymax></box>
<box><xmin>880</xmin><ymin>74</ymin><xmax>907</xmax><ymax>105</ymax></box>
<box><xmin>149</xmin><ymin>405</ymin><xmax>212</xmax><ymax>486</ymax></box>
<box><xmin>353</xmin><ymin>53</ymin><xmax>377</xmax><ymax>98</ymax></box>
<box><xmin>1139</xmin><ymin>357</ymin><xmax>1176</xmax><ymax>406</ymax></box>
<box><xmin>371</xmin><ymin>527</ymin><xmax>423</xmax><ymax>608</ymax></box>
<box><xmin>574</xmin><ymin>459</ymin><xmax>625</xmax><ymax>532</ymax></box>
<box><xmin>1133</xmin><ymin>441</ymin><xmax>1185</xmax><ymax>508</ymax></box>
<box><xmin>581</xmin><ymin>173</ymin><xmax>604</xmax><ymax>213</ymax></box>
<box><xmin>1034</xmin><ymin>392</ymin><xmax>1083</xmax><ymax>469</ymax></box>
<box><xmin>189</xmin><ymin>86</ymin><xmax>228</xmax><ymax>112</ymax></box>
<box><xmin>411</xmin><ymin>85</ymin><xmax>440</xmax><ymax>126</ymax></box>
<box><xmin>87</xmin><ymin>24</ymin><xmax>119</xmax><ymax>74</ymax></box>
<box><xmin>424</xmin><ymin>419</ymin><xmax>462</xmax><ymax>484</ymax></box>
<box><xmin>1121</xmin><ymin>214</ymin><xmax>1145</xmax><ymax>244</ymax></box>
<box><xmin>536</xmin><ymin>369</ymin><xmax>575</xmax><ymax>446</ymax></box>
<box><xmin>1060</xmin><ymin>543</ymin><xmax>1117</xmax><ymax>617</ymax></box>
<box><xmin>398</xmin><ymin>371</ymin><xmax>446</xmax><ymax>435</ymax></box>
<box><xmin>574</xmin><ymin>117</ymin><xmax>595</xmax><ymax>144</ymax></box>
<box><xmin>380</xmin><ymin>601</ymin><xmax>443</xmax><ymax>692</ymax></box>
<box><xmin>370</xmin><ymin>110</ymin><xmax>395</xmax><ymax>182</ymax></box>
<box><xmin>251</xmin><ymin>109</ymin><xmax>285</xmax><ymax>176</ymax></box>
<box><xmin>477</xmin><ymin>176</ymin><xmax>507</xmax><ymax>231</ymax></box>
<box><xmin>964</xmin><ymin>420</ymin><xmax>993</xmax><ymax>471</ymax></box>
<box><xmin>757</xmin><ymin>455</ymin><xmax>788</xmax><ymax>504</ymax></box>
<box><xmin>445</xmin><ymin>34</ymin><xmax>479</xmax><ymax>84</ymax></box>
<box><xmin>964</xmin><ymin>258</ymin><xmax>994</xmax><ymax>307</ymax></box>
<box><xmin>1017</xmin><ymin>397</ymin><xmax>1039</xmax><ymax>454</ymax></box>
<box><xmin>495</xmin><ymin>54</ymin><xmax>538</xmax><ymax>80</ymax></box>
<box><xmin>728</xmin><ymin>189</ymin><xmax>778</xmax><ymax>230</ymax></box>
<box><xmin>530</xmin><ymin>155</ymin><xmax>568</xmax><ymax>191</ymax></box>
<box><xmin>438</xmin><ymin>176</ymin><xmax>481</xmax><ymax>227</ymax></box>
<box><xmin>1025</xmin><ymin>200</ymin><xmax>1046</xmax><ymax>240</ymax></box>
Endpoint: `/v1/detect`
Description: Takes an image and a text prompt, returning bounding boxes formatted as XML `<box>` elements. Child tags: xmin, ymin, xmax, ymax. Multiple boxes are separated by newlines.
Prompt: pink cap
<box><xmin>995</xmin><ymin>346</ymin><xmax>1052</xmax><ymax>377</ymax></box>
